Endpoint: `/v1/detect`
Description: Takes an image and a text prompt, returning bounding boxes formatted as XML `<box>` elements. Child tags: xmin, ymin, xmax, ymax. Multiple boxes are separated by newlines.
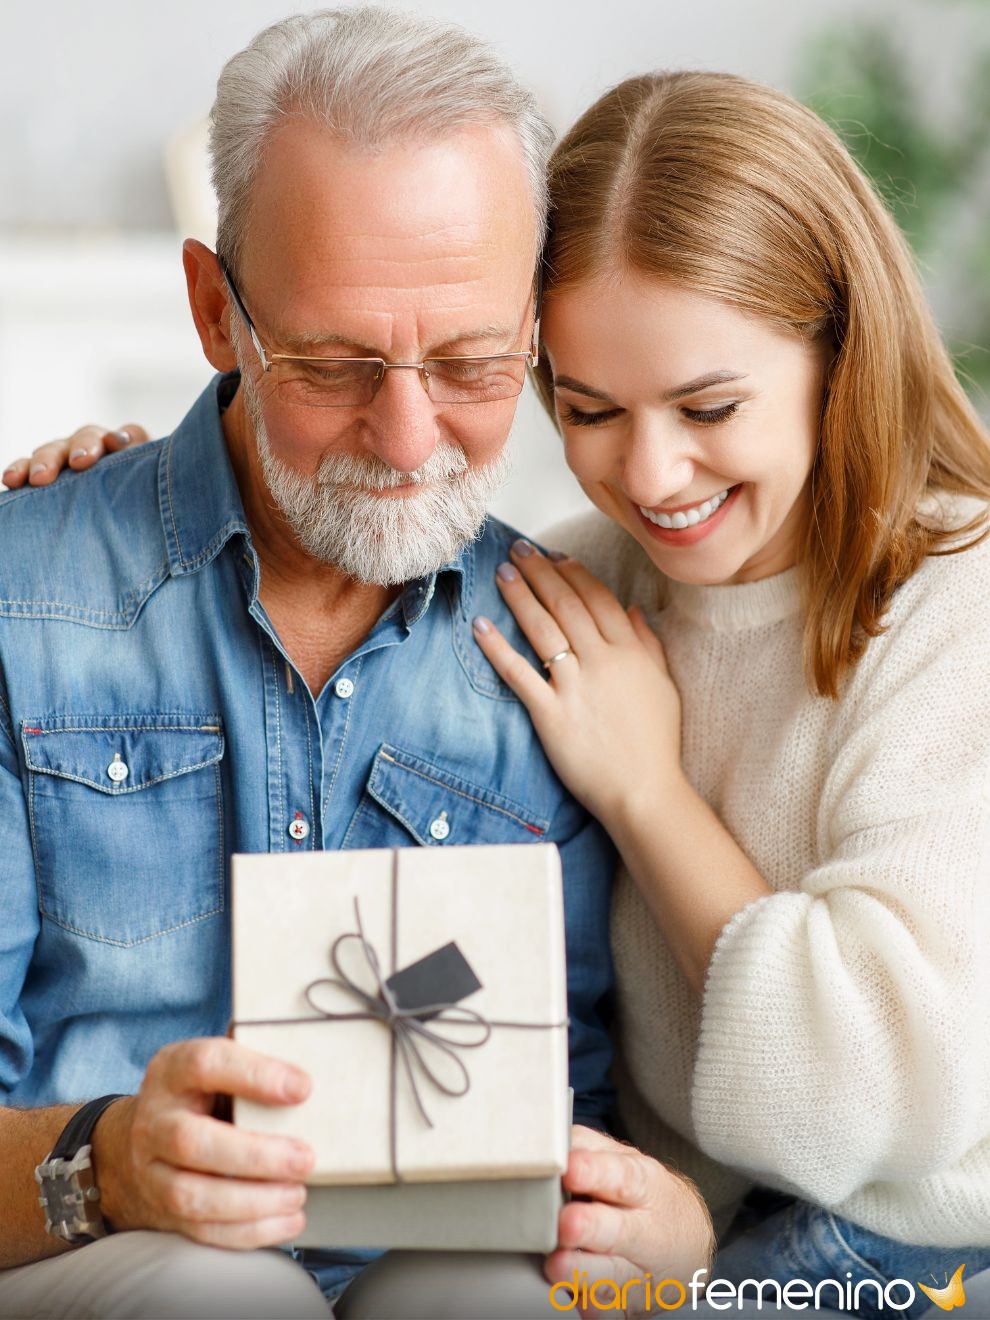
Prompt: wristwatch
<box><xmin>35</xmin><ymin>1094</ymin><xmax>125</xmax><ymax>1245</ymax></box>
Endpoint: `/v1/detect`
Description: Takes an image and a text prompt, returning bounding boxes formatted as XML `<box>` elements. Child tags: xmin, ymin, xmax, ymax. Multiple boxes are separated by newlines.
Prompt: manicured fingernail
<box><xmin>512</xmin><ymin>539</ymin><xmax>535</xmax><ymax>557</ymax></box>
<box><xmin>473</xmin><ymin>615</ymin><xmax>492</xmax><ymax>634</ymax></box>
<box><xmin>548</xmin><ymin>550</ymin><xmax>568</xmax><ymax>562</ymax></box>
<box><xmin>70</xmin><ymin>449</ymin><xmax>87</xmax><ymax>461</ymax></box>
<box><xmin>496</xmin><ymin>562</ymin><xmax>519</xmax><ymax>583</ymax></box>
<box><xmin>30</xmin><ymin>464</ymin><xmax>47</xmax><ymax>478</ymax></box>
<box><xmin>113</xmin><ymin>429</ymin><xmax>131</xmax><ymax>445</ymax></box>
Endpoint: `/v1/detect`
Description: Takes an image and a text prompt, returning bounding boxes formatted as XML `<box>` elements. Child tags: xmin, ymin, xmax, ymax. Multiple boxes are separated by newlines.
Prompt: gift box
<box><xmin>297</xmin><ymin>1095</ymin><xmax>571</xmax><ymax>1251</ymax></box>
<box><xmin>231</xmin><ymin>844</ymin><xmax>570</xmax><ymax>1206</ymax></box>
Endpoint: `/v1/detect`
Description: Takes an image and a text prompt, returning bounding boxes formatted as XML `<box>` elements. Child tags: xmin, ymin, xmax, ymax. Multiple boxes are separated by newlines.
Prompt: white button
<box><xmin>334</xmin><ymin>678</ymin><xmax>355</xmax><ymax>700</ymax></box>
<box><xmin>107</xmin><ymin>756</ymin><xmax>129</xmax><ymax>784</ymax></box>
<box><xmin>429</xmin><ymin>813</ymin><xmax>450</xmax><ymax>841</ymax></box>
<box><xmin>288</xmin><ymin>817</ymin><xmax>310</xmax><ymax>841</ymax></box>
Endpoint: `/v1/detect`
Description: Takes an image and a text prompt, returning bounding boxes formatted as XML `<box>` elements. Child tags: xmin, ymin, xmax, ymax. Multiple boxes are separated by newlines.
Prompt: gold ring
<box><xmin>542</xmin><ymin>648</ymin><xmax>573</xmax><ymax>669</ymax></box>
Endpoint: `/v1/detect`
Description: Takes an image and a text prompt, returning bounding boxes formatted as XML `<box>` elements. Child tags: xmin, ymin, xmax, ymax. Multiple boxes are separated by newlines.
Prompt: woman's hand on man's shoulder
<box><xmin>2</xmin><ymin>423</ymin><xmax>150</xmax><ymax>489</ymax></box>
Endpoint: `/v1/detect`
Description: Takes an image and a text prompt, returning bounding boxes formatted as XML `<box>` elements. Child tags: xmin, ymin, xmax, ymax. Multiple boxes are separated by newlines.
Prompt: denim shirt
<box><xmin>0</xmin><ymin>376</ymin><xmax>613</xmax><ymax>1284</ymax></box>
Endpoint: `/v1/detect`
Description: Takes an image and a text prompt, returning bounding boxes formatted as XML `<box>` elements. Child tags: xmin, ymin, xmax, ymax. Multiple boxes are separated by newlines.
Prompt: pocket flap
<box><xmin>366</xmin><ymin>743</ymin><xmax>550</xmax><ymax>846</ymax></box>
<box><xmin>22</xmin><ymin>717</ymin><xmax>224</xmax><ymax>794</ymax></box>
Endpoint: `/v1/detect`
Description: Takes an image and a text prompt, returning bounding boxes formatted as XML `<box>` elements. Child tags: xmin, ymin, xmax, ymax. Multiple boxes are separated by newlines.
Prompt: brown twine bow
<box><xmin>303</xmin><ymin>896</ymin><xmax>493</xmax><ymax>1178</ymax></box>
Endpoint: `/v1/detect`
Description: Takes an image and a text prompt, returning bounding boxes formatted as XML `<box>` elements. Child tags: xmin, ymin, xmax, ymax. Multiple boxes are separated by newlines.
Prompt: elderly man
<box><xmin>0</xmin><ymin>9</ymin><xmax>712</xmax><ymax>1319</ymax></box>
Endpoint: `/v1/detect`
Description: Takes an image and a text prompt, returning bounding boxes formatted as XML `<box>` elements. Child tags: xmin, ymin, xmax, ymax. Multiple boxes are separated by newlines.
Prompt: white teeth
<box><xmin>640</xmin><ymin>487</ymin><xmax>731</xmax><ymax>530</ymax></box>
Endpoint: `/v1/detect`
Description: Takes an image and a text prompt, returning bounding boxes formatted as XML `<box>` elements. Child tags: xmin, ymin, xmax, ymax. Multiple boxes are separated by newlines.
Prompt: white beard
<box><xmin>240</xmin><ymin>372</ymin><xmax>512</xmax><ymax>587</ymax></box>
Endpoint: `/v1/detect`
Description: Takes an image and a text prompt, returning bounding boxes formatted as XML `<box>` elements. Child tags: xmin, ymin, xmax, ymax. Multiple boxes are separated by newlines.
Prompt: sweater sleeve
<box><xmin>691</xmin><ymin>545</ymin><xmax>990</xmax><ymax>1207</ymax></box>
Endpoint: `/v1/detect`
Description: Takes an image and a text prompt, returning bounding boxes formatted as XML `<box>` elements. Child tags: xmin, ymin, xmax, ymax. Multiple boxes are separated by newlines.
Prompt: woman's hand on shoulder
<box><xmin>472</xmin><ymin>539</ymin><xmax>683</xmax><ymax>830</ymax></box>
<box><xmin>2</xmin><ymin>423</ymin><xmax>150</xmax><ymax>488</ymax></box>
<box><xmin>545</xmin><ymin>1125</ymin><xmax>714</xmax><ymax>1319</ymax></box>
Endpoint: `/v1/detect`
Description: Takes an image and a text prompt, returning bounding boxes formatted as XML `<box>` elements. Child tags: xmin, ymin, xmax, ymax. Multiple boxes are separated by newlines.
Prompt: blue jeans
<box><xmin>714</xmin><ymin>1195</ymin><xmax>990</xmax><ymax>1320</ymax></box>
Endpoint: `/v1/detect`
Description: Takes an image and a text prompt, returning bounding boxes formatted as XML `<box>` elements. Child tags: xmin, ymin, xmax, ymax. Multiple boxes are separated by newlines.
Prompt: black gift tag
<box><xmin>385</xmin><ymin>941</ymin><xmax>482</xmax><ymax>1019</ymax></box>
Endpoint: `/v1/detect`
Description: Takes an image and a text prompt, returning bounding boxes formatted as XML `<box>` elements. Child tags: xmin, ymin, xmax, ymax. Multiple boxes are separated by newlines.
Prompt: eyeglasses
<box><xmin>220</xmin><ymin>259</ymin><xmax>540</xmax><ymax>409</ymax></box>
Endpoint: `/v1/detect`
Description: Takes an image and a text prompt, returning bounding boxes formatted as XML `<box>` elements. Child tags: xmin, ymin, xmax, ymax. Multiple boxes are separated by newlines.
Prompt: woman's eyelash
<box><xmin>557</xmin><ymin>400</ymin><xmax>741</xmax><ymax>429</ymax></box>
<box><xmin>683</xmin><ymin>402</ymin><xmax>740</xmax><ymax>425</ymax></box>
<box><xmin>557</xmin><ymin>404</ymin><xmax>621</xmax><ymax>428</ymax></box>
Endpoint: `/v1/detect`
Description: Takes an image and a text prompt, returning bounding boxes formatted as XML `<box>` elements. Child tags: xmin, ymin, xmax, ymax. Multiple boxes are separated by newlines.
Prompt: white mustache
<box><xmin>314</xmin><ymin>444</ymin><xmax>470</xmax><ymax>491</ymax></box>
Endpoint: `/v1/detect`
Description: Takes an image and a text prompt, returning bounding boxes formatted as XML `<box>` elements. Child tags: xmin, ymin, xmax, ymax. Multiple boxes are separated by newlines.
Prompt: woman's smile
<box><xmin>636</xmin><ymin>484</ymin><xmax>739</xmax><ymax>544</ymax></box>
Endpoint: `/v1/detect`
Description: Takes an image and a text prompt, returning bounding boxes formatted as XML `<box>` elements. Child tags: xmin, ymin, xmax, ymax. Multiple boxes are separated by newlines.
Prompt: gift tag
<box><xmin>386</xmin><ymin>941</ymin><xmax>482</xmax><ymax>1019</ymax></box>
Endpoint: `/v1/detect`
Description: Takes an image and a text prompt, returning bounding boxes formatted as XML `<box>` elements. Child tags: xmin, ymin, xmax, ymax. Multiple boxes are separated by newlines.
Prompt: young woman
<box><xmin>469</xmin><ymin>71</ymin><xmax>990</xmax><ymax>1316</ymax></box>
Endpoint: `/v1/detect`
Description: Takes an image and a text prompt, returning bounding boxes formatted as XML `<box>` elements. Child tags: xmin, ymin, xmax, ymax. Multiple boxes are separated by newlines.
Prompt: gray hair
<box><xmin>210</xmin><ymin>6</ymin><xmax>554</xmax><ymax>273</ymax></box>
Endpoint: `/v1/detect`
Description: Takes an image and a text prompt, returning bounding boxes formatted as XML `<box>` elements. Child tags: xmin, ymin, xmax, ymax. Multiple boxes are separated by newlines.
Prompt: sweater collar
<box><xmin>664</xmin><ymin>565</ymin><xmax>802</xmax><ymax>631</ymax></box>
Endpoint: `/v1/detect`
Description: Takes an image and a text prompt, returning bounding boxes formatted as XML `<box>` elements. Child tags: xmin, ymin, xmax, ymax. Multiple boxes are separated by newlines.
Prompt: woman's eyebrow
<box><xmin>553</xmin><ymin>375</ymin><xmax>617</xmax><ymax>402</ymax></box>
<box><xmin>554</xmin><ymin>369</ymin><xmax>748</xmax><ymax>404</ymax></box>
<box><xmin>663</xmin><ymin>370</ymin><xmax>748</xmax><ymax>401</ymax></box>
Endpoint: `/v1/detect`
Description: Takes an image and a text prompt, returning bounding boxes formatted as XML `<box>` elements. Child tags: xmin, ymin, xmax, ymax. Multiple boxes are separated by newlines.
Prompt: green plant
<box><xmin>800</xmin><ymin>11</ymin><xmax>990</xmax><ymax>402</ymax></box>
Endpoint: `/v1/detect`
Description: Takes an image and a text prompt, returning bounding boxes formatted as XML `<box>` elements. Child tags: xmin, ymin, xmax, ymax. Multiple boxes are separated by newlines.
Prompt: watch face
<box><xmin>36</xmin><ymin>1153</ymin><xmax>104</xmax><ymax>1243</ymax></box>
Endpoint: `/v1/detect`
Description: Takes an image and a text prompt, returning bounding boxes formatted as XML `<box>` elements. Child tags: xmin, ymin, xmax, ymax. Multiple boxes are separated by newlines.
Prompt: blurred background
<box><xmin>1</xmin><ymin>0</ymin><xmax>988</xmax><ymax>531</ymax></box>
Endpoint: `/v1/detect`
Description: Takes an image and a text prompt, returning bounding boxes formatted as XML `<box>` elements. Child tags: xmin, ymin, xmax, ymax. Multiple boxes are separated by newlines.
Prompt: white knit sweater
<box><xmin>546</xmin><ymin>508</ymin><xmax>990</xmax><ymax>1247</ymax></box>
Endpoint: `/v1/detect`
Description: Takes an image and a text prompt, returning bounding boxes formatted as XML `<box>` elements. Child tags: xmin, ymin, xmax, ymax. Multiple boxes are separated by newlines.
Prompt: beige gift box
<box><xmin>231</xmin><ymin>844</ymin><xmax>570</xmax><ymax>1187</ymax></box>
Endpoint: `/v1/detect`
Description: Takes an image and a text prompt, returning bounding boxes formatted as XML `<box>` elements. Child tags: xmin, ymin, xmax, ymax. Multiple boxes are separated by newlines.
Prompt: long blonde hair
<box><xmin>536</xmin><ymin>71</ymin><xmax>990</xmax><ymax>698</ymax></box>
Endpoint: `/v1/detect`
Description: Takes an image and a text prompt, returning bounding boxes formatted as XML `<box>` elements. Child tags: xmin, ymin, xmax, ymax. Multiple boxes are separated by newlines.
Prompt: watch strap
<box><xmin>37</xmin><ymin>1095</ymin><xmax>127</xmax><ymax>1246</ymax></box>
<box><xmin>49</xmin><ymin>1094</ymin><xmax>126</xmax><ymax>1161</ymax></box>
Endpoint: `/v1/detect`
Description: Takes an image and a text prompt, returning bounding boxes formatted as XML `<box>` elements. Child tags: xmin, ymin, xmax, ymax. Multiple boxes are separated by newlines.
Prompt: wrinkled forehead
<box><xmin>238</xmin><ymin>118</ymin><xmax>538</xmax><ymax>342</ymax></box>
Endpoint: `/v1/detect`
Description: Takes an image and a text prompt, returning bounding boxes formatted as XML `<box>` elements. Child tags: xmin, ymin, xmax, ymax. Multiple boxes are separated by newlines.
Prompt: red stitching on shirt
<box><xmin>524</xmin><ymin>823</ymin><xmax>544</xmax><ymax>835</ymax></box>
<box><xmin>24</xmin><ymin>727</ymin><xmax>42</xmax><ymax>734</ymax></box>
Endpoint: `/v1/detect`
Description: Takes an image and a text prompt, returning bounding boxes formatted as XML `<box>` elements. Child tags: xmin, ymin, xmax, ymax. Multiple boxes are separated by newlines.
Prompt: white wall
<box><xmin>0</xmin><ymin>0</ymin><xmax>978</xmax><ymax>530</ymax></box>
<box><xmin>1</xmin><ymin>0</ymin><xmax>877</xmax><ymax>233</ymax></box>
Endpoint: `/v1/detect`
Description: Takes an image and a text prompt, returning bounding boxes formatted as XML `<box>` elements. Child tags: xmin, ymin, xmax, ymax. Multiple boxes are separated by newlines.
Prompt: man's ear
<box><xmin>183</xmin><ymin>239</ymin><xmax>238</xmax><ymax>373</ymax></box>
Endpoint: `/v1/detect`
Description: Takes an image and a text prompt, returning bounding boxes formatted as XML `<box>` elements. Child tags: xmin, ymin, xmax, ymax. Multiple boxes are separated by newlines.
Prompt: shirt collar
<box><xmin>399</xmin><ymin>542</ymin><xmax>474</xmax><ymax>627</ymax></box>
<box><xmin>158</xmin><ymin>372</ymin><xmax>476</xmax><ymax>622</ymax></box>
<box><xmin>158</xmin><ymin>373</ymin><xmax>251</xmax><ymax>576</ymax></box>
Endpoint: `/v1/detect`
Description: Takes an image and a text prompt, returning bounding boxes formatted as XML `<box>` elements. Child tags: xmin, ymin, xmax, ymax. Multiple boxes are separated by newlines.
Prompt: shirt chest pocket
<box><xmin>342</xmin><ymin>743</ymin><xmax>551</xmax><ymax>850</ymax></box>
<box><xmin>23</xmin><ymin>717</ymin><xmax>225</xmax><ymax>946</ymax></box>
